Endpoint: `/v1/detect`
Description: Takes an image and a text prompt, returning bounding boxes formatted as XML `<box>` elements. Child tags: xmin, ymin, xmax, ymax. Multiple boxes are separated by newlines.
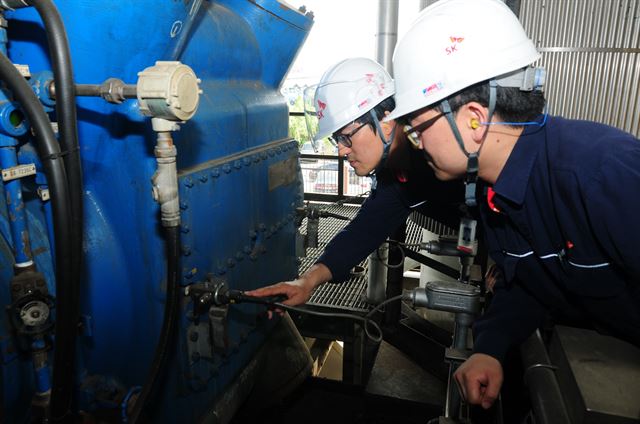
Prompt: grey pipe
<box><xmin>419</xmin><ymin>0</ymin><xmax>437</xmax><ymax>10</ymax></box>
<box><xmin>375</xmin><ymin>0</ymin><xmax>398</xmax><ymax>76</ymax></box>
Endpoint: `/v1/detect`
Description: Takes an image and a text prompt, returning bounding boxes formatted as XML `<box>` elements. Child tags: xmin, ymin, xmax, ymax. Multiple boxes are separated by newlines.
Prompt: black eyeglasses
<box><xmin>329</xmin><ymin>122</ymin><xmax>368</xmax><ymax>148</ymax></box>
<box><xmin>403</xmin><ymin>112</ymin><xmax>445</xmax><ymax>148</ymax></box>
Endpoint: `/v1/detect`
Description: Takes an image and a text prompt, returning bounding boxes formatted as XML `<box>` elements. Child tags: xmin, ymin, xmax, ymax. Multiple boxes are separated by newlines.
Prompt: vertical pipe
<box><xmin>375</xmin><ymin>0</ymin><xmax>398</xmax><ymax>76</ymax></box>
<box><xmin>0</xmin><ymin>138</ymin><xmax>32</xmax><ymax>266</ymax></box>
<box><xmin>366</xmin><ymin>242</ymin><xmax>388</xmax><ymax>304</ymax></box>
<box><xmin>419</xmin><ymin>0</ymin><xmax>437</xmax><ymax>11</ymax></box>
<box><xmin>384</xmin><ymin>223</ymin><xmax>405</xmax><ymax>325</ymax></box>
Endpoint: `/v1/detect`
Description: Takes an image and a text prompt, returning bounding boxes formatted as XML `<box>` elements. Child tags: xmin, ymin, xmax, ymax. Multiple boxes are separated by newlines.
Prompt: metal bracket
<box><xmin>186</xmin><ymin>322</ymin><xmax>213</xmax><ymax>363</ymax></box>
<box><xmin>444</xmin><ymin>347</ymin><xmax>471</xmax><ymax>364</ymax></box>
<box><xmin>208</xmin><ymin>305</ymin><xmax>229</xmax><ymax>355</ymax></box>
<box><xmin>37</xmin><ymin>187</ymin><xmax>50</xmax><ymax>202</ymax></box>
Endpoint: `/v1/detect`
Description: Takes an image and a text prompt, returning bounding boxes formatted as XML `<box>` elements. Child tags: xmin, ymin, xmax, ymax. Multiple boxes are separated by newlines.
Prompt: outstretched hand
<box><xmin>244</xmin><ymin>278</ymin><xmax>316</xmax><ymax>318</ymax></box>
<box><xmin>454</xmin><ymin>353</ymin><xmax>503</xmax><ymax>409</ymax></box>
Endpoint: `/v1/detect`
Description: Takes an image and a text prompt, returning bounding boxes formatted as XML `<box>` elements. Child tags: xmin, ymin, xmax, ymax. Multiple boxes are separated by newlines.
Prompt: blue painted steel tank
<box><xmin>0</xmin><ymin>1</ymin><xmax>312</xmax><ymax>421</ymax></box>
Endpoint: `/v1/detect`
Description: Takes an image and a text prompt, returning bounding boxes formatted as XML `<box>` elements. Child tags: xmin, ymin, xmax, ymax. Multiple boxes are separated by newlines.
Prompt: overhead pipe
<box><xmin>375</xmin><ymin>0</ymin><xmax>398</xmax><ymax>76</ymax></box>
<box><xmin>369</xmin><ymin>0</ymin><xmax>399</xmax><ymax>308</ymax></box>
<box><xmin>419</xmin><ymin>0</ymin><xmax>437</xmax><ymax>11</ymax></box>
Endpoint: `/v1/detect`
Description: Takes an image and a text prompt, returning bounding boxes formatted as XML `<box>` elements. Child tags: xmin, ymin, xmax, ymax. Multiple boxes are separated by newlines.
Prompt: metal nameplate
<box><xmin>268</xmin><ymin>157</ymin><xmax>297</xmax><ymax>191</ymax></box>
<box><xmin>1</xmin><ymin>164</ymin><xmax>36</xmax><ymax>181</ymax></box>
<box><xmin>14</xmin><ymin>64</ymin><xmax>31</xmax><ymax>78</ymax></box>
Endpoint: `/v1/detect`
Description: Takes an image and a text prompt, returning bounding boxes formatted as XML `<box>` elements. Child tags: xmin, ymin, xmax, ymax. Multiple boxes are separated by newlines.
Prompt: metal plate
<box><xmin>550</xmin><ymin>325</ymin><xmax>640</xmax><ymax>424</ymax></box>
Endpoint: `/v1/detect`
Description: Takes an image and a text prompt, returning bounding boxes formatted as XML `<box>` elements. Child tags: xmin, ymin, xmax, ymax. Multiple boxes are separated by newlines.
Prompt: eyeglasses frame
<box><xmin>329</xmin><ymin>121</ymin><xmax>368</xmax><ymax>148</ymax></box>
<box><xmin>403</xmin><ymin>112</ymin><xmax>445</xmax><ymax>148</ymax></box>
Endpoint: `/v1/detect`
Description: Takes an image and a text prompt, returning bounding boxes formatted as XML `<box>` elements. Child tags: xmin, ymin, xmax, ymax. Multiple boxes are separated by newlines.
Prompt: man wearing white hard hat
<box><xmin>389</xmin><ymin>0</ymin><xmax>640</xmax><ymax>411</ymax></box>
<box><xmin>248</xmin><ymin>58</ymin><xmax>462</xmax><ymax>307</ymax></box>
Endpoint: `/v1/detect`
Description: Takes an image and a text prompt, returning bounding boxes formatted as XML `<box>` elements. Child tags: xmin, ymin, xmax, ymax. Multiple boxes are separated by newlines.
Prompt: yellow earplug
<box><xmin>470</xmin><ymin>118</ymin><xmax>480</xmax><ymax>129</ymax></box>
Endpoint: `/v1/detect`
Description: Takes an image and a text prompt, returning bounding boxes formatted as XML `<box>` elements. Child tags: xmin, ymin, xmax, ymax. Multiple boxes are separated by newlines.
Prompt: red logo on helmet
<box><xmin>317</xmin><ymin>100</ymin><xmax>327</xmax><ymax>119</ymax></box>
<box><xmin>445</xmin><ymin>36</ymin><xmax>464</xmax><ymax>55</ymax></box>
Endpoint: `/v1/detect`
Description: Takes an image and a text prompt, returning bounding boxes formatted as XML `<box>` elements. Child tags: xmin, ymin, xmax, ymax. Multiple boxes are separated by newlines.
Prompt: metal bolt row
<box><xmin>181</xmin><ymin>141</ymin><xmax>297</xmax><ymax>190</ymax></box>
<box><xmin>179</xmin><ymin>140</ymin><xmax>298</xmax><ymax>280</ymax></box>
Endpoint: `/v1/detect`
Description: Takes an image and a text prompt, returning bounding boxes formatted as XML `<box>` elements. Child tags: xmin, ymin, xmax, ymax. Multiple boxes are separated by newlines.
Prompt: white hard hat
<box><xmin>304</xmin><ymin>58</ymin><xmax>395</xmax><ymax>141</ymax></box>
<box><xmin>387</xmin><ymin>0</ymin><xmax>540</xmax><ymax>121</ymax></box>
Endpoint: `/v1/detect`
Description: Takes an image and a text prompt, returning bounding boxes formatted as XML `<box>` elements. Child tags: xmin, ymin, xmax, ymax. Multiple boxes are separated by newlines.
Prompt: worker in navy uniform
<box><xmin>247</xmin><ymin>57</ymin><xmax>462</xmax><ymax>307</ymax></box>
<box><xmin>387</xmin><ymin>0</ymin><xmax>640</xmax><ymax>411</ymax></box>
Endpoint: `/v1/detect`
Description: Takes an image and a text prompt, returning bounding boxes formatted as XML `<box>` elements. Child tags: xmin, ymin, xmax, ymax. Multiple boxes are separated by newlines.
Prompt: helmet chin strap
<box><xmin>368</xmin><ymin>109</ymin><xmax>397</xmax><ymax>190</ymax></box>
<box><xmin>440</xmin><ymin>80</ymin><xmax>497</xmax><ymax>207</ymax></box>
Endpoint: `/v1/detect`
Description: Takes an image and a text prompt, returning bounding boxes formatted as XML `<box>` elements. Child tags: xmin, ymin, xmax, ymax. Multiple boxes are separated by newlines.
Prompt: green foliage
<box><xmin>288</xmin><ymin>95</ymin><xmax>308</xmax><ymax>146</ymax></box>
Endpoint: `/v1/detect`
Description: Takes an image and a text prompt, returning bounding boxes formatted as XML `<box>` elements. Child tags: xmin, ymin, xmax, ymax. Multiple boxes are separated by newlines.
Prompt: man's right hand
<box><xmin>244</xmin><ymin>263</ymin><xmax>333</xmax><ymax>317</ymax></box>
<box><xmin>454</xmin><ymin>353</ymin><xmax>503</xmax><ymax>409</ymax></box>
<box><xmin>245</xmin><ymin>278</ymin><xmax>315</xmax><ymax>307</ymax></box>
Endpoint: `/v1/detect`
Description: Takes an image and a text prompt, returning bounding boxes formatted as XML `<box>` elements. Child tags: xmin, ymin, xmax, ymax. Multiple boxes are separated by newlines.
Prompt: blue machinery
<box><xmin>0</xmin><ymin>0</ymin><xmax>313</xmax><ymax>422</ymax></box>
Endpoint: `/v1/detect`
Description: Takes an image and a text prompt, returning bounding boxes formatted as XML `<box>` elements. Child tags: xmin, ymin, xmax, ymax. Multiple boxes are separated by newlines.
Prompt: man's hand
<box><xmin>244</xmin><ymin>263</ymin><xmax>332</xmax><ymax>318</ymax></box>
<box><xmin>454</xmin><ymin>353</ymin><xmax>503</xmax><ymax>409</ymax></box>
<box><xmin>245</xmin><ymin>278</ymin><xmax>315</xmax><ymax>307</ymax></box>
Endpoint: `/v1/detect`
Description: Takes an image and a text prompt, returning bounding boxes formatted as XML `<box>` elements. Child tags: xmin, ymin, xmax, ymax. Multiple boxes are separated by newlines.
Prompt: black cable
<box><xmin>129</xmin><ymin>227</ymin><xmax>181</xmax><ymax>424</ymax></box>
<box><xmin>365</xmin><ymin>294</ymin><xmax>404</xmax><ymax>319</ymax></box>
<box><xmin>272</xmin><ymin>302</ymin><xmax>384</xmax><ymax>343</ymax></box>
<box><xmin>26</xmin><ymin>1</ymin><xmax>83</xmax><ymax>421</ymax></box>
<box><xmin>233</xmin><ymin>292</ymin><xmax>407</xmax><ymax>344</ymax></box>
<box><xmin>0</xmin><ymin>47</ymin><xmax>73</xmax><ymax>422</ymax></box>
<box><xmin>388</xmin><ymin>239</ymin><xmax>423</xmax><ymax>248</ymax></box>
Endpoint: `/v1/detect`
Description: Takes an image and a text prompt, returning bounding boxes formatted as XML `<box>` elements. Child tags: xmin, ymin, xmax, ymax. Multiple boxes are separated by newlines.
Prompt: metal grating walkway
<box><xmin>299</xmin><ymin>204</ymin><xmax>369</xmax><ymax>312</ymax></box>
<box><xmin>299</xmin><ymin>205</ymin><xmax>457</xmax><ymax>313</ymax></box>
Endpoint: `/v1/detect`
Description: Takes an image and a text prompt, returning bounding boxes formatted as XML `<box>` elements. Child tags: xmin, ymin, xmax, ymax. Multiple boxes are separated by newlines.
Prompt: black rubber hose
<box><xmin>129</xmin><ymin>226</ymin><xmax>181</xmax><ymax>424</ymax></box>
<box><xmin>0</xmin><ymin>43</ymin><xmax>73</xmax><ymax>414</ymax></box>
<box><xmin>25</xmin><ymin>1</ymin><xmax>83</xmax><ymax>421</ymax></box>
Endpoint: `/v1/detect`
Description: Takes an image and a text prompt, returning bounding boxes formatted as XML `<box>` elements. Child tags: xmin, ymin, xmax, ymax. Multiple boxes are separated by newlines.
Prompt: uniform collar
<box><xmin>492</xmin><ymin>118</ymin><xmax>546</xmax><ymax>206</ymax></box>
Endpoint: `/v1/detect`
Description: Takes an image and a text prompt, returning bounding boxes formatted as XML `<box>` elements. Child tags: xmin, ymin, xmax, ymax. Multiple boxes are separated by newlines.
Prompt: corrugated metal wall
<box><xmin>519</xmin><ymin>0</ymin><xmax>640</xmax><ymax>136</ymax></box>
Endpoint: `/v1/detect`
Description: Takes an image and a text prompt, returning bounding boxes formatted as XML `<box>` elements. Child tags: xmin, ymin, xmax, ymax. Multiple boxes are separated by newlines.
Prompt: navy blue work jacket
<box><xmin>318</xmin><ymin>140</ymin><xmax>463</xmax><ymax>282</ymax></box>
<box><xmin>474</xmin><ymin>116</ymin><xmax>640</xmax><ymax>362</ymax></box>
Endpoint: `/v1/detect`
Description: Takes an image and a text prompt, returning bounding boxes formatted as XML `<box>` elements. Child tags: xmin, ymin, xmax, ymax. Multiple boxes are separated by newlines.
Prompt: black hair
<box><xmin>435</xmin><ymin>79</ymin><xmax>546</xmax><ymax>125</ymax></box>
<box><xmin>335</xmin><ymin>95</ymin><xmax>396</xmax><ymax>136</ymax></box>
